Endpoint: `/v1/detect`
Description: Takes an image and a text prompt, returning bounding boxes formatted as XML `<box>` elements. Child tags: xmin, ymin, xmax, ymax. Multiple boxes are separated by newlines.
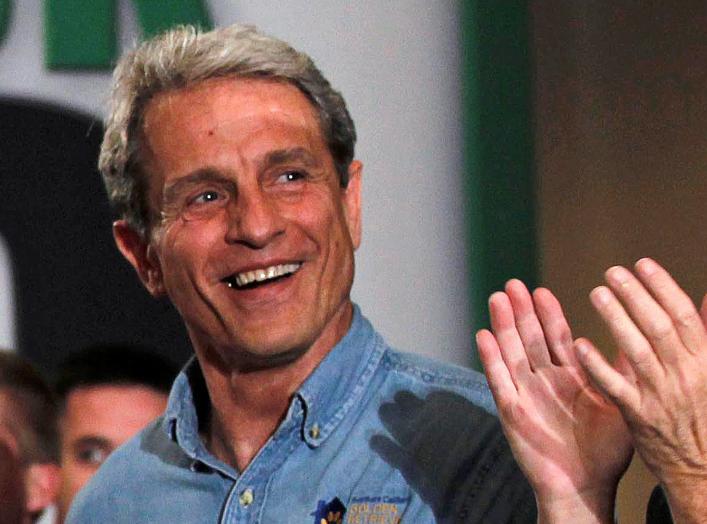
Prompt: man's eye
<box><xmin>76</xmin><ymin>446</ymin><xmax>109</xmax><ymax>465</ymax></box>
<box><xmin>190</xmin><ymin>190</ymin><xmax>223</xmax><ymax>204</ymax></box>
<box><xmin>278</xmin><ymin>170</ymin><xmax>305</xmax><ymax>183</ymax></box>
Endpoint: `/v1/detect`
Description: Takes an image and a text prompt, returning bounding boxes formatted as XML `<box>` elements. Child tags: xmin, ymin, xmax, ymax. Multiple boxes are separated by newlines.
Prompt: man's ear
<box><xmin>112</xmin><ymin>220</ymin><xmax>165</xmax><ymax>297</ymax></box>
<box><xmin>343</xmin><ymin>160</ymin><xmax>362</xmax><ymax>250</ymax></box>
<box><xmin>24</xmin><ymin>462</ymin><xmax>60</xmax><ymax>517</ymax></box>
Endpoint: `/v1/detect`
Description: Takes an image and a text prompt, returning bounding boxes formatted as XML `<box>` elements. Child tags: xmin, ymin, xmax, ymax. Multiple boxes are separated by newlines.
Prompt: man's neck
<box><xmin>196</xmin><ymin>304</ymin><xmax>354</xmax><ymax>472</ymax></box>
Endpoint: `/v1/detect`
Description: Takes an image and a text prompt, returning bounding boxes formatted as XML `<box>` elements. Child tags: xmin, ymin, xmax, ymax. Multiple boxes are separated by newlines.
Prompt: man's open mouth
<box><xmin>223</xmin><ymin>263</ymin><xmax>302</xmax><ymax>290</ymax></box>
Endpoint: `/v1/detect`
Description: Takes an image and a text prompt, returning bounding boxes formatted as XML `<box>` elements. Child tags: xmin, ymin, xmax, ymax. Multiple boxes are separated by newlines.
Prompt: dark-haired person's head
<box><xmin>54</xmin><ymin>344</ymin><xmax>177</xmax><ymax>523</ymax></box>
<box><xmin>0</xmin><ymin>350</ymin><xmax>60</xmax><ymax>524</ymax></box>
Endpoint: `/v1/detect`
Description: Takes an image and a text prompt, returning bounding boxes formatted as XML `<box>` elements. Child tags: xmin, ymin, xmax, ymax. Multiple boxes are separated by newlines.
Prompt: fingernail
<box><xmin>635</xmin><ymin>257</ymin><xmax>658</xmax><ymax>276</ymax></box>
<box><xmin>590</xmin><ymin>286</ymin><xmax>612</xmax><ymax>305</ymax></box>
<box><xmin>606</xmin><ymin>266</ymin><xmax>631</xmax><ymax>287</ymax></box>
<box><xmin>505</xmin><ymin>279</ymin><xmax>526</xmax><ymax>293</ymax></box>
<box><xmin>488</xmin><ymin>291</ymin><xmax>504</xmax><ymax>306</ymax></box>
<box><xmin>575</xmin><ymin>340</ymin><xmax>588</xmax><ymax>357</ymax></box>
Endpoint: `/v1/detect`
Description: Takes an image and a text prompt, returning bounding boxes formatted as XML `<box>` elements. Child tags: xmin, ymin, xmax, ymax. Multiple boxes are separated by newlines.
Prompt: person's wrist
<box><xmin>535</xmin><ymin>486</ymin><xmax>616</xmax><ymax>524</ymax></box>
<box><xmin>656</xmin><ymin>467</ymin><xmax>707</xmax><ymax>496</ymax></box>
<box><xmin>659</xmin><ymin>474</ymin><xmax>707</xmax><ymax>523</ymax></box>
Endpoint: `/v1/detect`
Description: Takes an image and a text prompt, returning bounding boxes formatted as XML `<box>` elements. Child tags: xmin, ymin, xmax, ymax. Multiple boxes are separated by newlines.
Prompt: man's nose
<box><xmin>225</xmin><ymin>189</ymin><xmax>285</xmax><ymax>248</ymax></box>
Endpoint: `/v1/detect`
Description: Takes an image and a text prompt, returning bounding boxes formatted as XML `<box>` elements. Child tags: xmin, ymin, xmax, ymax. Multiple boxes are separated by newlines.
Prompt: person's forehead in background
<box><xmin>60</xmin><ymin>383</ymin><xmax>167</xmax><ymax>454</ymax></box>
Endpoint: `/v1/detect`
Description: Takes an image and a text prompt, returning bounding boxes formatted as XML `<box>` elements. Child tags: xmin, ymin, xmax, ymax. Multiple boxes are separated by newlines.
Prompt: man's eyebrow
<box><xmin>163</xmin><ymin>169</ymin><xmax>234</xmax><ymax>203</ymax></box>
<box><xmin>72</xmin><ymin>436</ymin><xmax>111</xmax><ymax>450</ymax></box>
<box><xmin>260</xmin><ymin>147</ymin><xmax>320</xmax><ymax>169</ymax></box>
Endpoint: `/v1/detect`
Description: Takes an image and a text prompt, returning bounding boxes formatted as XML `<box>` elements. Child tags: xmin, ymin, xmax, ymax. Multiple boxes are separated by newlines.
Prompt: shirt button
<box><xmin>239</xmin><ymin>488</ymin><xmax>254</xmax><ymax>507</ymax></box>
<box><xmin>309</xmin><ymin>423</ymin><xmax>320</xmax><ymax>439</ymax></box>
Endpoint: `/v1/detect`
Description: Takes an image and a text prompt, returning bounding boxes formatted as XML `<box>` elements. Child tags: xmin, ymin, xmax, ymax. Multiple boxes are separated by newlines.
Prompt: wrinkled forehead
<box><xmin>139</xmin><ymin>77</ymin><xmax>330</xmax><ymax>183</ymax></box>
<box><xmin>143</xmin><ymin>77</ymin><xmax>321</xmax><ymax>132</ymax></box>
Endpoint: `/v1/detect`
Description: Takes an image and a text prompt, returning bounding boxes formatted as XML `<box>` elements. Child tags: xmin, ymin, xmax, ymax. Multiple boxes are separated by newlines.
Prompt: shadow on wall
<box><xmin>0</xmin><ymin>98</ymin><xmax>192</xmax><ymax>375</ymax></box>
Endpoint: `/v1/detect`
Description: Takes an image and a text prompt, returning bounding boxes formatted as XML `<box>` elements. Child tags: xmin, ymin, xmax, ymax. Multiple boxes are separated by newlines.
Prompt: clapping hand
<box><xmin>477</xmin><ymin>280</ymin><xmax>633</xmax><ymax>523</ymax></box>
<box><xmin>575</xmin><ymin>259</ymin><xmax>707</xmax><ymax>523</ymax></box>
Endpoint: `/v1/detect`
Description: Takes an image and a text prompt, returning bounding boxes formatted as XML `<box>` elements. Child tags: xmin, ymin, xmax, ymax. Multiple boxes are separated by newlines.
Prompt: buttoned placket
<box><xmin>217</xmin><ymin>396</ymin><xmax>309</xmax><ymax>523</ymax></box>
<box><xmin>164</xmin><ymin>308</ymin><xmax>385</xmax><ymax>522</ymax></box>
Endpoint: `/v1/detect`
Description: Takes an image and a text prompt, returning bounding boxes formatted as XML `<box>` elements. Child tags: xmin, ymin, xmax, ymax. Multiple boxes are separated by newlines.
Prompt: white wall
<box><xmin>0</xmin><ymin>234</ymin><xmax>15</xmax><ymax>350</ymax></box>
<box><xmin>0</xmin><ymin>1</ymin><xmax>471</xmax><ymax>365</ymax></box>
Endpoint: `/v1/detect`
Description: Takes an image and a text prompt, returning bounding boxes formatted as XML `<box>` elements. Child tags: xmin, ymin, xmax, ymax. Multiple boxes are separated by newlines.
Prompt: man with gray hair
<box><xmin>68</xmin><ymin>24</ymin><xmax>536</xmax><ymax>523</ymax></box>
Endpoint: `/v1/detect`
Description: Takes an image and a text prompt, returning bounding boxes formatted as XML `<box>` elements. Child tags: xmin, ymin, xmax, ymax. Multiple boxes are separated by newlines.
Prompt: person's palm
<box><xmin>501</xmin><ymin>360</ymin><xmax>632</xmax><ymax>499</ymax></box>
<box><xmin>477</xmin><ymin>280</ymin><xmax>633</xmax><ymax>517</ymax></box>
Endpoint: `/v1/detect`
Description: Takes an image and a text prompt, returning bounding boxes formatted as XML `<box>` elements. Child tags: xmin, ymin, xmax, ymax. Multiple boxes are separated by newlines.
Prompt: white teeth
<box><xmin>232</xmin><ymin>263</ymin><xmax>301</xmax><ymax>288</ymax></box>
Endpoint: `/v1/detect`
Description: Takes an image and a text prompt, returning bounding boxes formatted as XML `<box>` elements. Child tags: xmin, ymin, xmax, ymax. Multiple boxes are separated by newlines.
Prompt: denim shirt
<box><xmin>68</xmin><ymin>307</ymin><xmax>536</xmax><ymax>523</ymax></box>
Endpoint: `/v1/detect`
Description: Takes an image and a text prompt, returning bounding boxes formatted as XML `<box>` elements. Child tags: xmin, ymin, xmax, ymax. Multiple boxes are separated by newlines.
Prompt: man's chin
<box><xmin>201</xmin><ymin>332</ymin><xmax>314</xmax><ymax>373</ymax></box>
<box><xmin>227</xmin><ymin>343</ymin><xmax>310</xmax><ymax>372</ymax></box>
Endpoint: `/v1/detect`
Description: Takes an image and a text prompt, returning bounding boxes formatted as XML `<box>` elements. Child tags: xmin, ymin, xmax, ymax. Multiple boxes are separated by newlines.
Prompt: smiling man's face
<box><xmin>115</xmin><ymin>78</ymin><xmax>361</xmax><ymax>368</ymax></box>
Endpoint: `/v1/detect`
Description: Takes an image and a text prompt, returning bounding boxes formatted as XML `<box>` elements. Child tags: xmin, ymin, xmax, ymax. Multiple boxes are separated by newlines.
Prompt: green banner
<box><xmin>461</xmin><ymin>2</ymin><xmax>537</xmax><ymax>368</ymax></box>
<box><xmin>0</xmin><ymin>0</ymin><xmax>11</xmax><ymax>45</ymax></box>
<box><xmin>133</xmin><ymin>0</ymin><xmax>210</xmax><ymax>38</ymax></box>
<box><xmin>45</xmin><ymin>0</ymin><xmax>116</xmax><ymax>69</ymax></box>
<box><xmin>44</xmin><ymin>0</ymin><xmax>212</xmax><ymax>69</ymax></box>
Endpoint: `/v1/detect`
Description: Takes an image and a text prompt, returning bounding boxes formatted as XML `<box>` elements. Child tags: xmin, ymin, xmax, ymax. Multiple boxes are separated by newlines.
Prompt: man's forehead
<box><xmin>140</xmin><ymin>76</ymin><xmax>330</xmax><ymax>184</ymax></box>
<box><xmin>144</xmin><ymin>77</ymin><xmax>317</xmax><ymax>128</ymax></box>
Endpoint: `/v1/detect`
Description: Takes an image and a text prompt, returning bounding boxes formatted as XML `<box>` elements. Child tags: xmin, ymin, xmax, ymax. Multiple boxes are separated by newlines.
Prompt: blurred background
<box><xmin>0</xmin><ymin>2</ymin><xmax>704</xmax><ymax>521</ymax></box>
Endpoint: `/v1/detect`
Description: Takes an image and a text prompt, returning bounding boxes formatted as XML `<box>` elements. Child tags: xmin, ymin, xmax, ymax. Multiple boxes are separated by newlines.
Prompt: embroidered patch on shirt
<box><xmin>346</xmin><ymin>496</ymin><xmax>409</xmax><ymax>523</ymax></box>
<box><xmin>312</xmin><ymin>497</ymin><xmax>347</xmax><ymax>524</ymax></box>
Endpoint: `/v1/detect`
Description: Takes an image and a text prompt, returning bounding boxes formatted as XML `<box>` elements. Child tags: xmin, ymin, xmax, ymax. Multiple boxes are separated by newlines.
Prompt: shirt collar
<box><xmin>164</xmin><ymin>304</ymin><xmax>385</xmax><ymax>458</ymax></box>
<box><xmin>296</xmin><ymin>305</ymin><xmax>385</xmax><ymax>447</ymax></box>
<box><xmin>164</xmin><ymin>355</ymin><xmax>240</xmax><ymax>477</ymax></box>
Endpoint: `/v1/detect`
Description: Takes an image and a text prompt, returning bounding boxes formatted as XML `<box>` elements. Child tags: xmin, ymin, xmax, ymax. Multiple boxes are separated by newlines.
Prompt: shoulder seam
<box><xmin>380</xmin><ymin>348</ymin><xmax>488</xmax><ymax>393</ymax></box>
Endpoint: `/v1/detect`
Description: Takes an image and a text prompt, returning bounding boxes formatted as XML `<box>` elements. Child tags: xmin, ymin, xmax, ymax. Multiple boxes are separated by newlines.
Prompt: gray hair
<box><xmin>99</xmin><ymin>24</ymin><xmax>357</xmax><ymax>238</ymax></box>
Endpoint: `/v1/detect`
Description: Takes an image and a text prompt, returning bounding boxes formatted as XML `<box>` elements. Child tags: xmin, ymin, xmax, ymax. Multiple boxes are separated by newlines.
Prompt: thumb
<box><xmin>700</xmin><ymin>293</ymin><xmax>707</xmax><ymax>327</ymax></box>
